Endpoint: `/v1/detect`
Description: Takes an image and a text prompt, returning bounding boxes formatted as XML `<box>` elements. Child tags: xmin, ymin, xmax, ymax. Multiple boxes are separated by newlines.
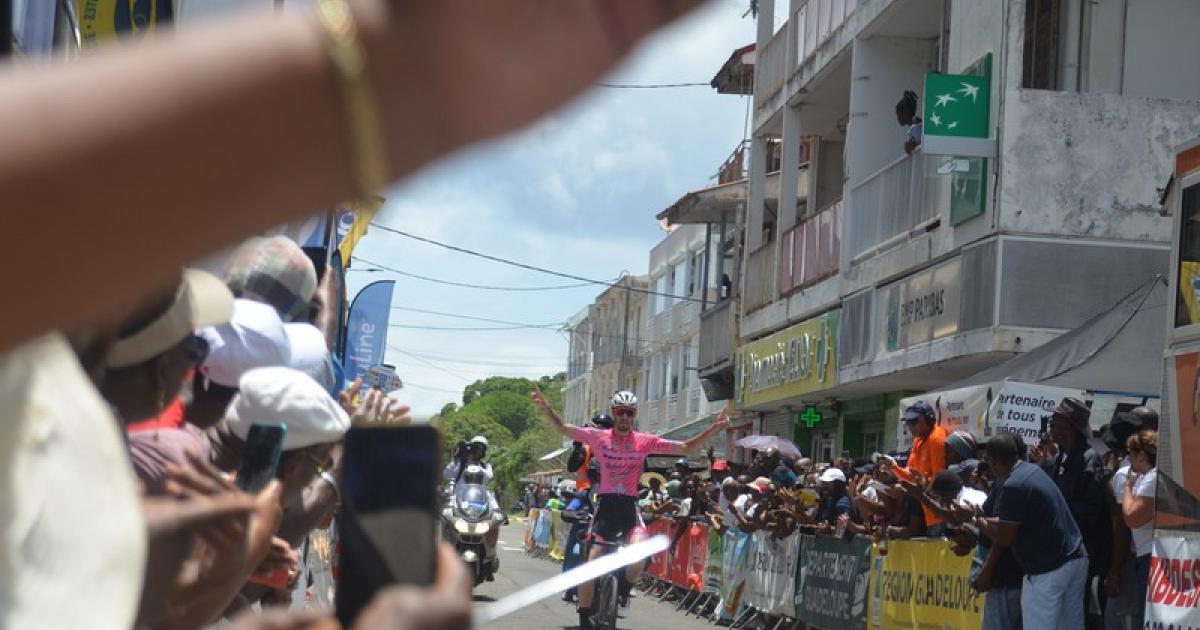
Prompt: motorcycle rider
<box><xmin>445</xmin><ymin>435</ymin><xmax>500</xmax><ymax>512</ymax></box>
<box><xmin>532</xmin><ymin>387</ymin><xmax>729</xmax><ymax>630</ymax></box>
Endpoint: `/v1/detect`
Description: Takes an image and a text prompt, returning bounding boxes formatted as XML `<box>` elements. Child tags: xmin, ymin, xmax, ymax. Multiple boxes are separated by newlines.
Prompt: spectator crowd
<box><xmin>538</xmin><ymin>399</ymin><xmax>1160</xmax><ymax>630</ymax></box>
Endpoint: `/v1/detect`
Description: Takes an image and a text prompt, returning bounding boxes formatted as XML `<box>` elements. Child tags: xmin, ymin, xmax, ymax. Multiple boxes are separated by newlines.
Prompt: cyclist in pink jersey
<box><xmin>532</xmin><ymin>386</ymin><xmax>729</xmax><ymax>630</ymax></box>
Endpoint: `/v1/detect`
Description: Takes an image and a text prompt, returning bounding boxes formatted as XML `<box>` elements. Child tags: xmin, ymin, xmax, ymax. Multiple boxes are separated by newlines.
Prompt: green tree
<box><xmin>461</xmin><ymin>376</ymin><xmax>532</xmax><ymax>406</ymax></box>
<box><xmin>432</xmin><ymin>371</ymin><xmax>569</xmax><ymax>511</ymax></box>
<box><xmin>460</xmin><ymin>391</ymin><xmax>538</xmax><ymax>436</ymax></box>
<box><xmin>439</xmin><ymin>410</ymin><xmax>513</xmax><ymax>461</ymax></box>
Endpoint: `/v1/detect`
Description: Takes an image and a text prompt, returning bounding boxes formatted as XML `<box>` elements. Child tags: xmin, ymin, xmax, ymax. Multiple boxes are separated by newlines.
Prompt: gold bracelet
<box><xmin>316</xmin><ymin>0</ymin><xmax>388</xmax><ymax>198</ymax></box>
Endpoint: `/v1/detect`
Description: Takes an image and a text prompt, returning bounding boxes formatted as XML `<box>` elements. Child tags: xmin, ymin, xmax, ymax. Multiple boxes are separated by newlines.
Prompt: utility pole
<box><xmin>619</xmin><ymin>275</ymin><xmax>632</xmax><ymax>389</ymax></box>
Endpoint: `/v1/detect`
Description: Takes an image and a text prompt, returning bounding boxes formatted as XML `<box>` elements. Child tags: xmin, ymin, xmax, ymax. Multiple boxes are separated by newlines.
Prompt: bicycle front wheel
<box><xmin>591</xmin><ymin>574</ymin><xmax>619</xmax><ymax>630</ymax></box>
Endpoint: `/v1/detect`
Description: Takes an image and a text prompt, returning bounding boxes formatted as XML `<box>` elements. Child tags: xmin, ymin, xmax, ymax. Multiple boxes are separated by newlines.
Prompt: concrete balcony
<box><xmin>687</xmin><ymin>388</ymin><xmax>703</xmax><ymax>420</ymax></box>
<box><xmin>698</xmin><ymin>298</ymin><xmax>736</xmax><ymax>372</ymax></box>
<box><xmin>755</xmin><ymin>25</ymin><xmax>787</xmax><ymax>109</ymax></box>
<box><xmin>666</xmin><ymin>394</ymin><xmax>680</xmax><ymax>429</ymax></box>
<box><xmin>780</xmin><ymin>199</ymin><xmax>842</xmax><ymax>295</ymax></box>
<box><xmin>743</xmin><ymin>244</ymin><xmax>777</xmax><ymax>314</ymax></box>
<box><xmin>846</xmin><ymin>150</ymin><xmax>934</xmax><ymax>263</ymax></box>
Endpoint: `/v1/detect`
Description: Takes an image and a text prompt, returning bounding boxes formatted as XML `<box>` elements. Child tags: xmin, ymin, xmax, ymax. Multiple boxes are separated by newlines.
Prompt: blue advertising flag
<box><xmin>343</xmin><ymin>280</ymin><xmax>395</xmax><ymax>385</ymax></box>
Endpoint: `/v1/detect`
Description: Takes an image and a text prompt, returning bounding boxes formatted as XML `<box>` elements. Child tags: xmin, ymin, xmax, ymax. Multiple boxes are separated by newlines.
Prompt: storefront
<box><xmin>734</xmin><ymin>309</ymin><xmax>840</xmax><ymax>458</ymax></box>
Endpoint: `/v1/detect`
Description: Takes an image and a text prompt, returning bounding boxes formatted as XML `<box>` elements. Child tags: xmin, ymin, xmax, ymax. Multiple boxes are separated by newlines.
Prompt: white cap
<box><xmin>470</xmin><ymin>435</ymin><xmax>489</xmax><ymax>447</ymax></box>
<box><xmin>226</xmin><ymin>367</ymin><xmax>349</xmax><ymax>451</ymax></box>
<box><xmin>199</xmin><ymin>299</ymin><xmax>292</xmax><ymax>388</ymax></box>
<box><xmin>819</xmin><ymin>467</ymin><xmax>847</xmax><ymax>484</ymax></box>
<box><xmin>283</xmin><ymin>322</ymin><xmax>335</xmax><ymax>389</ymax></box>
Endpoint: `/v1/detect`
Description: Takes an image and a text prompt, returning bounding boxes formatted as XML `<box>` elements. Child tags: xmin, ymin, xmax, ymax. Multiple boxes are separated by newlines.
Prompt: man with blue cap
<box><xmin>881</xmin><ymin>400</ymin><xmax>949</xmax><ymax>533</ymax></box>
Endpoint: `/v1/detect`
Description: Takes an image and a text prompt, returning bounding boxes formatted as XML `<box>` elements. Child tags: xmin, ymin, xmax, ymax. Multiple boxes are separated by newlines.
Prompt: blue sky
<box><xmin>348</xmin><ymin>1</ymin><xmax>756</xmax><ymax>417</ymax></box>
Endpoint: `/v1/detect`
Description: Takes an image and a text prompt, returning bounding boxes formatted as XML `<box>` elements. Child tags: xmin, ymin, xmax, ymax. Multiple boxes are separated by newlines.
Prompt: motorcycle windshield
<box><xmin>455</xmin><ymin>485</ymin><xmax>491</xmax><ymax>519</ymax></box>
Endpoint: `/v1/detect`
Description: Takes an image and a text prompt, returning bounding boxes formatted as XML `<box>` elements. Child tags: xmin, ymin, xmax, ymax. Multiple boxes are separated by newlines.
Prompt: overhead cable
<box><xmin>367</xmin><ymin>223</ymin><xmax>701</xmax><ymax>303</ymax></box>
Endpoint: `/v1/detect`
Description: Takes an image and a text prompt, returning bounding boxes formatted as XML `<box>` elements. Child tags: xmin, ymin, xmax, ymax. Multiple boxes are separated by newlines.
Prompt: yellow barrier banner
<box><xmin>549</xmin><ymin>512</ymin><xmax>566</xmax><ymax>561</ymax></box>
<box><xmin>867</xmin><ymin>540</ymin><xmax>982</xmax><ymax>630</ymax></box>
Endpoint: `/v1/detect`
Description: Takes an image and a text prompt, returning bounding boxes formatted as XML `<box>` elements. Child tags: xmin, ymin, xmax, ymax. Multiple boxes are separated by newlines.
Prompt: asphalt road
<box><xmin>473</xmin><ymin>520</ymin><xmax>719</xmax><ymax>630</ymax></box>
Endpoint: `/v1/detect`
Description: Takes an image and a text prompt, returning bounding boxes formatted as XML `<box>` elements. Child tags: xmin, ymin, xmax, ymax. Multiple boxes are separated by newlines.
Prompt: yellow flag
<box><xmin>338</xmin><ymin>196</ymin><xmax>383</xmax><ymax>263</ymax></box>
<box><xmin>76</xmin><ymin>0</ymin><xmax>171</xmax><ymax>50</ymax></box>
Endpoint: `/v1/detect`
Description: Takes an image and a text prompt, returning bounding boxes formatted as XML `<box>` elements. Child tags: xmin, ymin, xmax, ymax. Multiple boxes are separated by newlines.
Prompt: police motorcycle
<box><xmin>441</xmin><ymin>438</ymin><xmax>504</xmax><ymax>587</ymax></box>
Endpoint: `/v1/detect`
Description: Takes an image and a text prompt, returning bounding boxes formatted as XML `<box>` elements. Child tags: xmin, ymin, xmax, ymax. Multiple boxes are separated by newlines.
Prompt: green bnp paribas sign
<box><xmin>922</xmin><ymin>66</ymin><xmax>993</xmax><ymax>158</ymax></box>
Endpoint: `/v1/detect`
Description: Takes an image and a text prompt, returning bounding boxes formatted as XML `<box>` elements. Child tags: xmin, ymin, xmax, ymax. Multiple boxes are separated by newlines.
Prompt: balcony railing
<box><xmin>847</xmin><ymin>151</ymin><xmax>932</xmax><ymax>261</ymax></box>
<box><xmin>743</xmin><ymin>244</ymin><xmax>777</xmax><ymax>313</ymax></box>
<box><xmin>756</xmin><ymin>25</ymin><xmax>787</xmax><ymax>106</ymax></box>
<box><xmin>796</xmin><ymin>0</ymin><xmax>856</xmax><ymax>68</ymax></box>
<box><xmin>643</xmin><ymin>399</ymin><xmax>661</xmax><ymax>433</ymax></box>
<box><xmin>780</xmin><ymin>199</ymin><xmax>841</xmax><ymax>295</ymax></box>
<box><xmin>698</xmin><ymin>298</ymin><xmax>735</xmax><ymax>371</ymax></box>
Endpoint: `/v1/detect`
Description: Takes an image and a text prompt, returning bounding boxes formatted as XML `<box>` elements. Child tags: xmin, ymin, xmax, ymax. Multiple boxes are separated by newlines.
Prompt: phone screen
<box><xmin>336</xmin><ymin>425</ymin><xmax>440</xmax><ymax>626</ymax></box>
<box><xmin>235</xmin><ymin>424</ymin><xmax>286</xmax><ymax>493</ymax></box>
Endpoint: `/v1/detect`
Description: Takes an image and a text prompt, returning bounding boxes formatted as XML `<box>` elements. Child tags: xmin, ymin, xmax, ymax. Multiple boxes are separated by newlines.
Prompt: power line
<box><xmin>389</xmin><ymin>305</ymin><xmax>562</xmax><ymax>329</ymax></box>
<box><xmin>387</xmin><ymin>345</ymin><xmax>475</xmax><ymax>383</ymax></box>
<box><xmin>392</xmin><ymin>319</ymin><xmax>687</xmax><ymax>352</ymax></box>
<box><xmin>388</xmin><ymin>359</ymin><xmax>555</xmax><ymax>376</ymax></box>
<box><xmin>403</xmin><ymin>381</ymin><xmax>464</xmax><ymax>394</ymax></box>
<box><xmin>367</xmin><ymin>223</ymin><xmax>700</xmax><ymax>303</ymax></box>
<box><xmin>399</xmin><ymin>347</ymin><xmax>565</xmax><ymax>364</ymax></box>
<box><xmin>401</xmin><ymin>349</ymin><xmax>564</xmax><ymax>369</ymax></box>
<box><xmin>594</xmin><ymin>81</ymin><xmax>710</xmax><ymax>88</ymax></box>
<box><xmin>352</xmin><ymin>256</ymin><xmax>602</xmax><ymax>292</ymax></box>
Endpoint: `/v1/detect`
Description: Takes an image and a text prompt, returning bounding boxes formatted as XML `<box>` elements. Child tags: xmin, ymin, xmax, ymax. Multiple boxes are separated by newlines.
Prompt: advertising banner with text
<box><xmin>745</xmin><ymin>531</ymin><xmax>801</xmax><ymax>617</ymax></box>
<box><xmin>867</xmin><ymin>540</ymin><xmax>982</xmax><ymax>630</ymax></box>
<box><xmin>705</xmin><ymin>527</ymin><xmax>723</xmax><ymax>594</ymax></box>
<box><xmin>900</xmin><ymin>381</ymin><xmax>1085</xmax><ymax>446</ymax></box>
<box><xmin>720</xmin><ymin>528</ymin><xmax>753</xmax><ymax>620</ymax></box>
<box><xmin>1146</xmin><ymin>531</ymin><xmax>1200</xmax><ymax>627</ymax></box>
<box><xmin>794</xmin><ymin>534</ymin><xmax>872</xmax><ymax>630</ymax></box>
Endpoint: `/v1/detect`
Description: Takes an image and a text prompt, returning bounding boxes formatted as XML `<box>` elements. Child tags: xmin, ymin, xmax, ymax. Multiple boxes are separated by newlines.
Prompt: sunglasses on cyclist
<box><xmin>612</xmin><ymin>408</ymin><xmax>637</xmax><ymax>417</ymax></box>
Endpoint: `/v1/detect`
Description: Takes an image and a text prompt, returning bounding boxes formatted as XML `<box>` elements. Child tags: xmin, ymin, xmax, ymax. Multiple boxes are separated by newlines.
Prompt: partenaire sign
<box><xmin>736</xmin><ymin>310</ymin><xmax>839</xmax><ymax>408</ymax></box>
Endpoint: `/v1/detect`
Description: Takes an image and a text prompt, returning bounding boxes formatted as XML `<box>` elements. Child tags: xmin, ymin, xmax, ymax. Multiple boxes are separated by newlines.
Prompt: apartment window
<box><xmin>661</xmin><ymin>353</ymin><xmax>673</xmax><ymax>398</ymax></box>
<box><xmin>671</xmin><ymin>263</ymin><xmax>685</xmax><ymax>305</ymax></box>
<box><xmin>688</xmin><ymin>250</ymin><xmax>705</xmax><ymax>298</ymax></box>
<box><xmin>1022</xmin><ymin>0</ymin><xmax>1060</xmax><ymax>89</ymax></box>
<box><xmin>654</xmin><ymin>274</ymin><xmax>667</xmax><ymax>314</ymax></box>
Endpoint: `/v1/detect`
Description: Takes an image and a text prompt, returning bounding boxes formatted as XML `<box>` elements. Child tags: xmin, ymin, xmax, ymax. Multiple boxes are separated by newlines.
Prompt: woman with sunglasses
<box><xmin>532</xmin><ymin>387</ymin><xmax>729</xmax><ymax>630</ymax></box>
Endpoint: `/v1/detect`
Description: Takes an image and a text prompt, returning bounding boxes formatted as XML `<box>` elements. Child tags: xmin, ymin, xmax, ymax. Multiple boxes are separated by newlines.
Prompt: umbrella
<box><xmin>734</xmin><ymin>435</ymin><xmax>802</xmax><ymax>461</ymax></box>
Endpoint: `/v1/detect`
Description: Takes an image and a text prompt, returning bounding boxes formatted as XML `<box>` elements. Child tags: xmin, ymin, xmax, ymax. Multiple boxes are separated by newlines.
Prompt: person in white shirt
<box><xmin>444</xmin><ymin>436</ymin><xmax>495</xmax><ymax>484</ymax></box>
<box><xmin>1120</xmin><ymin>430</ymin><xmax>1158</xmax><ymax>626</ymax></box>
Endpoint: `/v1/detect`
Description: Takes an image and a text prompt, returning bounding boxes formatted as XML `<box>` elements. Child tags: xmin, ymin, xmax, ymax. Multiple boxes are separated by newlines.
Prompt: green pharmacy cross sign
<box><xmin>800</xmin><ymin>406</ymin><xmax>822</xmax><ymax>428</ymax></box>
<box><xmin>922</xmin><ymin>69</ymin><xmax>994</xmax><ymax>158</ymax></box>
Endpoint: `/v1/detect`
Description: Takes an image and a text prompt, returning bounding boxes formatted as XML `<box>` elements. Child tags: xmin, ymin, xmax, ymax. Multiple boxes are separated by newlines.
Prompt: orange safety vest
<box><xmin>575</xmin><ymin>446</ymin><xmax>593</xmax><ymax>491</ymax></box>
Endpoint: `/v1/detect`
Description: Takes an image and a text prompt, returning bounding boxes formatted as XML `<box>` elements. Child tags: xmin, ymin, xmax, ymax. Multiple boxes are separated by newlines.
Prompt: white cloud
<box><xmin>353</xmin><ymin>2</ymin><xmax>754</xmax><ymax>417</ymax></box>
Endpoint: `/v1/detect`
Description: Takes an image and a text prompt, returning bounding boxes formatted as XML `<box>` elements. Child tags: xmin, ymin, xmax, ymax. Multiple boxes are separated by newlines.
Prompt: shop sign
<box><xmin>736</xmin><ymin>310</ymin><xmax>839</xmax><ymax>408</ymax></box>
<box><xmin>883</xmin><ymin>258</ymin><xmax>961</xmax><ymax>352</ymax></box>
<box><xmin>1145</xmin><ymin>532</ymin><xmax>1200</xmax><ymax>627</ymax></box>
<box><xmin>898</xmin><ymin>382</ymin><xmax>1084</xmax><ymax>446</ymax></box>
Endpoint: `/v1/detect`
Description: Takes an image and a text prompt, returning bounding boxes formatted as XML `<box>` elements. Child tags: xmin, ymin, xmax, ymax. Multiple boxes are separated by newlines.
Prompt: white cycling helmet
<box><xmin>470</xmin><ymin>435</ymin><xmax>489</xmax><ymax>448</ymax></box>
<box><xmin>611</xmin><ymin>391</ymin><xmax>638</xmax><ymax>410</ymax></box>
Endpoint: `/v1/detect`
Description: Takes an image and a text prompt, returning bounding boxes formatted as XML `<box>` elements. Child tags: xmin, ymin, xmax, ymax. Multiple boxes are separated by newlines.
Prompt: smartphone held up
<box><xmin>336</xmin><ymin>425</ymin><xmax>441</xmax><ymax>627</ymax></box>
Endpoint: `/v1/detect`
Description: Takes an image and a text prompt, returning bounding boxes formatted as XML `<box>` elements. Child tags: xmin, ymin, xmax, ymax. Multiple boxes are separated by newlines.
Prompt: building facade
<box><xmin>563</xmin><ymin>307</ymin><xmax>593</xmax><ymax>428</ymax></box>
<box><xmin>637</xmin><ymin>224</ymin><xmax>730</xmax><ymax>436</ymax></box>
<box><xmin>586</xmin><ymin>276</ymin><xmax>650</xmax><ymax>421</ymax></box>
<box><xmin>690</xmin><ymin>0</ymin><xmax>1200</xmax><ymax>459</ymax></box>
